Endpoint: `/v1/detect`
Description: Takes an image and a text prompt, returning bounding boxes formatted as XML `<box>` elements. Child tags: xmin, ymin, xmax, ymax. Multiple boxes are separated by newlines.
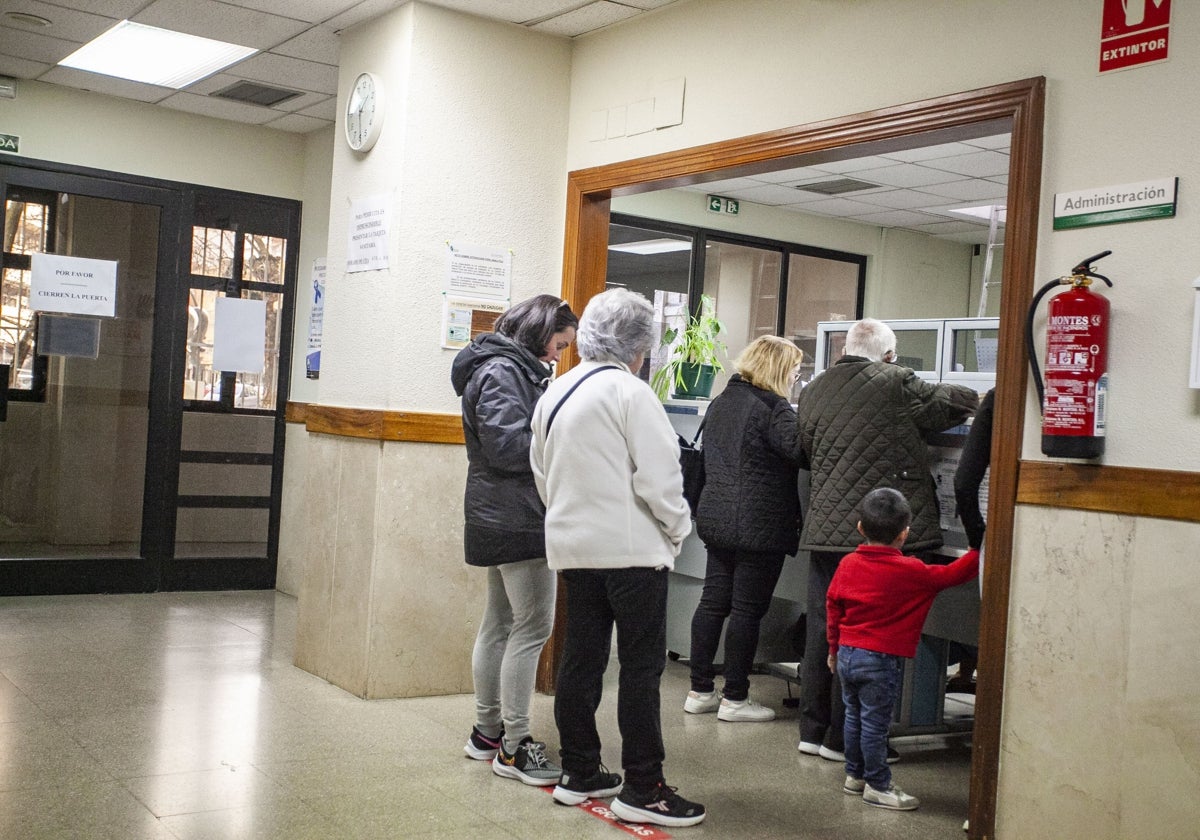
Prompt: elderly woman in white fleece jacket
<box><xmin>529</xmin><ymin>288</ymin><xmax>706</xmax><ymax>829</ymax></box>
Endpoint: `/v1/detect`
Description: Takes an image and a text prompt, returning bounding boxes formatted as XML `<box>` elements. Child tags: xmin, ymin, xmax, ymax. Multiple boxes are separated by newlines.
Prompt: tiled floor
<box><xmin>0</xmin><ymin>591</ymin><xmax>972</xmax><ymax>839</ymax></box>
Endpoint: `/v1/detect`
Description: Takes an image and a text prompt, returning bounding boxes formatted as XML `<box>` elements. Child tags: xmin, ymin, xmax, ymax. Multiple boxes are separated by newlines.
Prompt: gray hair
<box><xmin>845</xmin><ymin>318</ymin><xmax>896</xmax><ymax>363</ymax></box>
<box><xmin>575</xmin><ymin>288</ymin><xmax>656</xmax><ymax>365</ymax></box>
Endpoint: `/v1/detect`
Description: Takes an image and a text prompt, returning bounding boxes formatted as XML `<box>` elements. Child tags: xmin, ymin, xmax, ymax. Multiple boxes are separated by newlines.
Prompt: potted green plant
<box><xmin>651</xmin><ymin>294</ymin><xmax>726</xmax><ymax>400</ymax></box>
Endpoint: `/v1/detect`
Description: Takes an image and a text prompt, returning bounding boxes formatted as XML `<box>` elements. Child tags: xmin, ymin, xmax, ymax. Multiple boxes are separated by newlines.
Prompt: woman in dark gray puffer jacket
<box><xmin>450</xmin><ymin>294</ymin><xmax>577</xmax><ymax>782</ymax></box>
<box><xmin>684</xmin><ymin>336</ymin><xmax>804</xmax><ymax>723</ymax></box>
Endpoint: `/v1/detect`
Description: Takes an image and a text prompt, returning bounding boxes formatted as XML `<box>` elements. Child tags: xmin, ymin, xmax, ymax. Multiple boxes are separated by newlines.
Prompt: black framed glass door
<box><xmin>0</xmin><ymin>159</ymin><xmax>299</xmax><ymax>594</ymax></box>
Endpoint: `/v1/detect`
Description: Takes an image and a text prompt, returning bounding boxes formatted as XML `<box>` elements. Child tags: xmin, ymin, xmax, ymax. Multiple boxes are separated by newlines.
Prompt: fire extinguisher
<box><xmin>1024</xmin><ymin>250</ymin><xmax>1114</xmax><ymax>460</ymax></box>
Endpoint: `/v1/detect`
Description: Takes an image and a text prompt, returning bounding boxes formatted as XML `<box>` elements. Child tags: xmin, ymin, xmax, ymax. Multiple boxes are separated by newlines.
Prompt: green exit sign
<box><xmin>706</xmin><ymin>194</ymin><xmax>739</xmax><ymax>215</ymax></box>
<box><xmin>0</xmin><ymin>133</ymin><xmax>19</xmax><ymax>154</ymax></box>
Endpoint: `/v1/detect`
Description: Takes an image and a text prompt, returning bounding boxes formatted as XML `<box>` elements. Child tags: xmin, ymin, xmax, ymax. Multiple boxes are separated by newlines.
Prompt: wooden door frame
<box><xmin>544</xmin><ymin>77</ymin><xmax>1045</xmax><ymax>839</ymax></box>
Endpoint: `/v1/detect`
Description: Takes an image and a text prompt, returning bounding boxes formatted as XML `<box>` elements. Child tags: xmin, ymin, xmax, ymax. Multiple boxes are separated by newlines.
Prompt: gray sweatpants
<box><xmin>471</xmin><ymin>557</ymin><xmax>556</xmax><ymax>750</ymax></box>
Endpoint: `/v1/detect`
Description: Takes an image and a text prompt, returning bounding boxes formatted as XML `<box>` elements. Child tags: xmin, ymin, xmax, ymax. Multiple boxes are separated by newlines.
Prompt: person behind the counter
<box><xmin>451</xmin><ymin>294</ymin><xmax>578</xmax><ymax>786</ymax></box>
<box><xmin>684</xmin><ymin>335</ymin><xmax>804</xmax><ymax>723</ymax></box>
<box><xmin>826</xmin><ymin>487</ymin><xmax>980</xmax><ymax>811</ymax></box>
<box><xmin>793</xmin><ymin>317</ymin><xmax>978</xmax><ymax>764</ymax></box>
<box><xmin>530</xmin><ymin>288</ymin><xmax>706</xmax><ymax>828</ymax></box>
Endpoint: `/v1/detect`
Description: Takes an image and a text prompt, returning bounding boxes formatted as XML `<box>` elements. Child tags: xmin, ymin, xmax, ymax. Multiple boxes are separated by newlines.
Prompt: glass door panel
<box><xmin>703</xmin><ymin>240</ymin><xmax>782</xmax><ymax>394</ymax></box>
<box><xmin>0</xmin><ymin>191</ymin><xmax>159</xmax><ymax>560</ymax></box>
<box><xmin>784</xmin><ymin>253</ymin><xmax>862</xmax><ymax>388</ymax></box>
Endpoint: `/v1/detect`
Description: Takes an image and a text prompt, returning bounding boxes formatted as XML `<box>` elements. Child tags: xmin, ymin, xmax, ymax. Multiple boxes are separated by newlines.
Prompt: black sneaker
<box><xmin>463</xmin><ymin>725</ymin><xmax>503</xmax><ymax>761</ymax></box>
<box><xmin>612</xmin><ymin>781</ymin><xmax>706</xmax><ymax>827</ymax></box>
<box><xmin>491</xmin><ymin>737</ymin><xmax>562</xmax><ymax>786</ymax></box>
<box><xmin>553</xmin><ymin>765</ymin><xmax>623</xmax><ymax>805</ymax></box>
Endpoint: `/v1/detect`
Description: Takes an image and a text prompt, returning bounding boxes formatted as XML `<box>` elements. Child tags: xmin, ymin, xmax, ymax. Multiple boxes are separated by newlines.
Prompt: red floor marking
<box><xmin>541</xmin><ymin>787</ymin><xmax>673</xmax><ymax>839</ymax></box>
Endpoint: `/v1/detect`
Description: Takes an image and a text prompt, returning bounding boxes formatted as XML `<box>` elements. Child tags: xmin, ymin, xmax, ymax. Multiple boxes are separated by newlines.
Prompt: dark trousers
<box><xmin>688</xmin><ymin>548</ymin><xmax>786</xmax><ymax>701</ymax></box>
<box><xmin>555</xmin><ymin>567</ymin><xmax>668</xmax><ymax>789</ymax></box>
<box><xmin>800</xmin><ymin>549</ymin><xmax>844</xmax><ymax>750</ymax></box>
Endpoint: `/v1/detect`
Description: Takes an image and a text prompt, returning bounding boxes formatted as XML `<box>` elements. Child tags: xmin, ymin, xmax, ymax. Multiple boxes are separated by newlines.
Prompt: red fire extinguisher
<box><xmin>1024</xmin><ymin>250</ymin><xmax>1114</xmax><ymax>460</ymax></box>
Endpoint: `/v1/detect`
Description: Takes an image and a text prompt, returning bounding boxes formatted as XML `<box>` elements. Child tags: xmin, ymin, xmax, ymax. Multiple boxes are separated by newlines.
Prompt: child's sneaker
<box><xmin>863</xmin><ymin>782</ymin><xmax>920</xmax><ymax>810</ymax></box>
<box><xmin>843</xmin><ymin>775</ymin><xmax>866</xmax><ymax>795</ymax></box>
<box><xmin>552</xmin><ymin>765</ymin><xmax>623</xmax><ymax>805</ymax></box>
<box><xmin>612</xmin><ymin>780</ymin><xmax>706</xmax><ymax>827</ymax></box>
<box><xmin>463</xmin><ymin>725</ymin><xmax>503</xmax><ymax>760</ymax></box>
<box><xmin>717</xmin><ymin>697</ymin><xmax>775</xmax><ymax>722</ymax></box>
<box><xmin>491</xmin><ymin>737</ymin><xmax>561</xmax><ymax>786</ymax></box>
<box><xmin>683</xmin><ymin>690</ymin><xmax>720</xmax><ymax>714</ymax></box>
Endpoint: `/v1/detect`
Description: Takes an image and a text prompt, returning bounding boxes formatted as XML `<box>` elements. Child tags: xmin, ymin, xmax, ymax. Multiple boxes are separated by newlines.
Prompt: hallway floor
<box><xmin>0</xmin><ymin>591</ymin><xmax>971</xmax><ymax>839</ymax></box>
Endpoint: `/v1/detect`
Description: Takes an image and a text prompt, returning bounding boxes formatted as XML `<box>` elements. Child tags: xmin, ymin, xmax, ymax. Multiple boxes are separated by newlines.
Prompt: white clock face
<box><xmin>345</xmin><ymin>72</ymin><xmax>383</xmax><ymax>152</ymax></box>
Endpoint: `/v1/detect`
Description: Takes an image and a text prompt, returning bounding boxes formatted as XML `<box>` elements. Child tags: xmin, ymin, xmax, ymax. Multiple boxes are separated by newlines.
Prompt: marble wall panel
<box><xmin>276</xmin><ymin>424</ymin><xmax>310</xmax><ymax>596</ymax></box>
<box><xmin>293</xmin><ymin>433</ymin><xmax>341</xmax><ymax>678</ymax></box>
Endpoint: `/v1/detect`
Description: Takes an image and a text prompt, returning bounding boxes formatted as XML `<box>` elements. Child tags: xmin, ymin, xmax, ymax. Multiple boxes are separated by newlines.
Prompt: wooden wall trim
<box><xmin>1018</xmin><ymin>460</ymin><xmax>1200</xmax><ymax>523</ymax></box>
<box><xmin>284</xmin><ymin>401</ymin><xmax>465</xmax><ymax>445</ymax></box>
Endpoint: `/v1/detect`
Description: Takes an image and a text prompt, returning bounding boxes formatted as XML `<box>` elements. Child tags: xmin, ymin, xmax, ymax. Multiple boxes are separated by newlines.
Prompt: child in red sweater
<box><xmin>826</xmin><ymin>487</ymin><xmax>979</xmax><ymax>811</ymax></box>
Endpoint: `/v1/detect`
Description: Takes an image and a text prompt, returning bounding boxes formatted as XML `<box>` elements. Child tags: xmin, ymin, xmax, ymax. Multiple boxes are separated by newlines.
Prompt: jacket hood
<box><xmin>450</xmin><ymin>333</ymin><xmax>549</xmax><ymax>396</ymax></box>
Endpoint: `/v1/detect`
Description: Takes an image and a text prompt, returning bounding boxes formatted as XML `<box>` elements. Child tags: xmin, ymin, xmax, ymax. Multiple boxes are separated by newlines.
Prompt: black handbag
<box><xmin>678</xmin><ymin>416</ymin><xmax>706</xmax><ymax>517</ymax></box>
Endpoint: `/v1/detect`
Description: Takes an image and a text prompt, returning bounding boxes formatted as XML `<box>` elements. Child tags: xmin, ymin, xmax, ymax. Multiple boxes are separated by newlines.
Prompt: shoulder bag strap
<box><xmin>545</xmin><ymin>365</ymin><xmax>620</xmax><ymax>435</ymax></box>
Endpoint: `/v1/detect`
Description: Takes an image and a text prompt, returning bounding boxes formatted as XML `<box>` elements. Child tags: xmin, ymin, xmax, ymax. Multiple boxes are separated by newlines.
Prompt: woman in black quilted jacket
<box><xmin>450</xmin><ymin>294</ymin><xmax>577</xmax><ymax>782</ymax></box>
<box><xmin>684</xmin><ymin>336</ymin><xmax>804</xmax><ymax>723</ymax></box>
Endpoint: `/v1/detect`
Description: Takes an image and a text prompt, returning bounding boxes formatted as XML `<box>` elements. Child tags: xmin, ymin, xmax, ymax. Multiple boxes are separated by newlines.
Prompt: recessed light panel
<box><xmin>59</xmin><ymin>20</ymin><xmax>257</xmax><ymax>89</ymax></box>
<box><xmin>608</xmin><ymin>239</ymin><xmax>692</xmax><ymax>255</ymax></box>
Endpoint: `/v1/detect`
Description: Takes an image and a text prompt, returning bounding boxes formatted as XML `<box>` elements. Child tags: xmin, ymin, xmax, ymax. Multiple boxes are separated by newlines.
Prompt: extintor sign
<box><xmin>1100</xmin><ymin>0</ymin><xmax>1170</xmax><ymax>73</ymax></box>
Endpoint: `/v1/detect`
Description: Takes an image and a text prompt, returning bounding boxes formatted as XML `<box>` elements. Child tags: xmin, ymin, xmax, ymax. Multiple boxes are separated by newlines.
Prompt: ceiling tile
<box><xmin>0</xmin><ymin>54</ymin><xmax>52</xmax><ymax>78</ymax></box>
<box><xmin>748</xmin><ymin>165</ymin><xmax>839</xmax><ymax>184</ymax></box>
<box><xmin>323</xmin><ymin>0</ymin><xmax>401</xmax><ymax>32</ymax></box>
<box><xmin>298</xmin><ymin>97</ymin><xmax>337</xmax><ymax>121</ymax></box>
<box><xmin>0</xmin><ymin>2</ymin><xmax>118</xmax><ymax>43</ymax></box>
<box><xmin>678</xmin><ymin>176</ymin><xmax>768</xmax><ymax>193</ymax></box>
<box><xmin>134</xmin><ymin>0</ymin><xmax>308</xmax><ymax>50</ymax></box>
<box><xmin>158</xmin><ymin>90</ymin><xmax>279</xmax><ymax>123</ymax></box>
<box><xmin>221</xmin><ymin>0</ymin><xmax>363</xmax><ymax>25</ymax></box>
<box><xmin>532</xmin><ymin>1</ymin><xmax>639</xmax><ymax>36</ymax></box>
<box><xmin>915</xmin><ymin>179</ymin><xmax>1007</xmax><ymax>202</ymax></box>
<box><xmin>794</xmin><ymin>197</ymin><xmax>893</xmax><ymax>217</ymax></box>
<box><xmin>420</xmin><ymin>1</ymin><xmax>588</xmax><ymax>24</ymax></box>
<box><xmin>0</xmin><ymin>25</ymin><xmax>81</xmax><ymax>64</ymax></box>
<box><xmin>963</xmin><ymin>133</ymin><xmax>1011</xmax><ymax>151</ymax></box>
<box><xmin>849</xmin><ymin>189</ymin><xmax>955</xmax><ymax>211</ymax></box>
<box><xmin>810</xmin><ymin>155</ymin><xmax>894</xmax><ymax>175</ymax></box>
<box><xmin>852</xmin><ymin>209</ymin><xmax>946</xmax><ymax>228</ymax></box>
<box><xmin>922</xmin><ymin>150</ymin><xmax>1010</xmax><ymax>178</ymax></box>
<box><xmin>622</xmin><ymin>0</ymin><xmax>679</xmax><ymax>8</ymax></box>
<box><xmin>724</xmin><ymin>183</ymin><xmax>822</xmax><ymax>206</ymax></box>
<box><xmin>262</xmin><ymin>112</ymin><xmax>331</xmax><ymax>132</ymax></box>
<box><xmin>847</xmin><ymin>162</ymin><xmax>964</xmax><ymax>189</ymax></box>
<box><xmin>271</xmin><ymin>26</ymin><xmax>340</xmax><ymax>66</ymax></box>
<box><xmin>881</xmin><ymin>141</ymin><xmax>980</xmax><ymax>162</ymax></box>
<box><xmin>229</xmin><ymin>52</ymin><xmax>339</xmax><ymax>94</ymax></box>
<box><xmin>34</xmin><ymin>1</ymin><xmax>145</xmax><ymax>17</ymax></box>
<box><xmin>39</xmin><ymin>65</ymin><xmax>174</xmax><ymax>102</ymax></box>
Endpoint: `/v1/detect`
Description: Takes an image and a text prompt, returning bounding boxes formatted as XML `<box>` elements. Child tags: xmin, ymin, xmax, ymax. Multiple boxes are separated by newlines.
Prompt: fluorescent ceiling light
<box><xmin>608</xmin><ymin>238</ymin><xmax>692</xmax><ymax>255</ymax></box>
<box><xmin>59</xmin><ymin>20</ymin><xmax>257</xmax><ymax>89</ymax></box>
<box><xmin>944</xmin><ymin>204</ymin><xmax>1007</xmax><ymax>224</ymax></box>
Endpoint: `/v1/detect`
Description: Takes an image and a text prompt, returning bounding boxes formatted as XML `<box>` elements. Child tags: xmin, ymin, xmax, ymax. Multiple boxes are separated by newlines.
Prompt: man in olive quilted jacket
<box><xmin>793</xmin><ymin>318</ymin><xmax>978</xmax><ymax>761</ymax></box>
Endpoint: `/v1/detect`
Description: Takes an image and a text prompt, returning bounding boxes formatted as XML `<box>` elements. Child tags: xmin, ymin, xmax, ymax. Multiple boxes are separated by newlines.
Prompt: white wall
<box><xmin>568</xmin><ymin>2</ymin><xmax>1200</xmax><ymax>837</ymax></box>
<box><xmin>0</xmin><ymin>81</ymin><xmax>307</xmax><ymax>197</ymax></box>
<box><xmin>570</xmin><ymin>0</ymin><xmax>1200</xmax><ymax>472</ymax></box>
<box><xmin>317</xmin><ymin>3</ymin><xmax>571</xmax><ymax>412</ymax></box>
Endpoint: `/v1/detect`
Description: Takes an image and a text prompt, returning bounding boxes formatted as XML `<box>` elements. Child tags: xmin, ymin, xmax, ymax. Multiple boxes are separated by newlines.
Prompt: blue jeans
<box><xmin>837</xmin><ymin>645</ymin><xmax>903</xmax><ymax>790</ymax></box>
<box><xmin>689</xmin><ymin>548</ymin><xmax>785</xmax><ymax>701</ymax></box>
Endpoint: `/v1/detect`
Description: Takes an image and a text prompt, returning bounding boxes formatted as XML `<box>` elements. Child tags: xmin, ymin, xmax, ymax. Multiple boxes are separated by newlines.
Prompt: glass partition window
<box><xmin>704</xmin><ymin>240</ymin><xmax>782</xmax><ymax>377</ymax></box>
<box><xmin>2</xmin><ymin>196</ymin><xmax>52</xmax><ymax>391</ymax></box>
<box><xmin>184</xmin><ymin>226</ymin><xmax>288</xmax><ymax>412</ymax></box>
<box><xmin>784</xmin><ymin>254</ymin><xmax>861</xmax><ymax>384</ymax></box>
<box><xmin>948</xmin><ymin>327</ymin><xmax>999</xmax><ymax>373</ymax></box>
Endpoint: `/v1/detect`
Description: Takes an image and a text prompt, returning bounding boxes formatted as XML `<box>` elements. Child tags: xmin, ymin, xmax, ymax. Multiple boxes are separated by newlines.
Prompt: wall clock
<box><xmin>345</xmin><ymin>71</ymin><xmax>383</xmax><ymax>152</ymax></box>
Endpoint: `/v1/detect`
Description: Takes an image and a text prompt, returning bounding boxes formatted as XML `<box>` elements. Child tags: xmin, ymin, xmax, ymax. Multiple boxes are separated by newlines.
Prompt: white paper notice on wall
<box><xmin>29</xmin><ymin>252</ymin><xmax>117</xmax><ymax>317</ymax></box>
<box><xmin>347</xmin><ymin>194</ymin><xmax>391</xmax><ymax>273</ymax></box>
<box><xmin>446</xmin><ymin>242</ymin><xmax>511</xmax><ymax>300</ymax></box>
<box><xmin>212</xmin><ymin>296</ymin><xmax>266</xmax><ymax>373</ymax></box>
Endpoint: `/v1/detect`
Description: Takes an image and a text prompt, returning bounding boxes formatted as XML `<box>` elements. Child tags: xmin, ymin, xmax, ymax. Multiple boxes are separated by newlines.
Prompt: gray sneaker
<box><xmin>843</xmin><ymin>776</ymin><xmax>866</xmax><ymax>795</ymax></box>
<box><xmin>492</xmin><ymin>737</ymin><xmax>562</xmax><ymax>786</ymax></box>
<box><xmin>684</xmin><ymin>690</ymin><xmax>720</xmax><ymax>714</ymax></box>
<box><xmin>717</xmin><ymin>697</ymin><xmax>775</xmax><ymax>722</ymax></box>
<box><xmin>863</xmin><ymin>782</ymin><xmax>920</xmax><ymax>810</ymax></box>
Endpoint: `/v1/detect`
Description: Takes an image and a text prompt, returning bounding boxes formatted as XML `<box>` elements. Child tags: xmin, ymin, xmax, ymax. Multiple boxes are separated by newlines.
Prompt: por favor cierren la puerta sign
<box><xmin>29</xmin><ymin>252</ymin><xmax>118</xmax><ymax>317</ymax></box>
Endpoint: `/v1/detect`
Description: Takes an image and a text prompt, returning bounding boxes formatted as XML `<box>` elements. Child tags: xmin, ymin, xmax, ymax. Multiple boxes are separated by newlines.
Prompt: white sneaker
<box><xmin>863</xmin><ymin>782</ymin><xmax>920</xmax><ymax>811</ymax></box>
<box><xmin>683</xmin><ymin>690</ymin><xmax>720</xmax><ymax>714</ymax></box>
<box><xmin>798</xmin><ymin>740</ymin><xmax>821</xmax><ymax>755</ymax></box>
<box><xmin>843</xmin><ymin>776</ymin><xmax>865</xmax><ymax>795</ymax></box>
<box><xmin>818</xmin><ymin>745</ymin><xmax>845</xmax><ymax>762</ymax></box>
<box><xmin>717</xmin><ymin>697</ymin><xmax>775</xmax><ymax>722</ymax></box>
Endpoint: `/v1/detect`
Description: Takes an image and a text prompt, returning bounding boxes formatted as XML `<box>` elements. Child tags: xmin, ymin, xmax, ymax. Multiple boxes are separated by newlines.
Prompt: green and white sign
<box><xmin>706</xmin><ymin>194</ymin><xmax>739</xmax><ymax>216</ymax></box>
<box><xmin>0</xmin><ymin>133</ymin><xmax>19</xmax><ymax>154</ymax></box>
<box><xmin>1053</xmin><ymin>177</ymin><xmax>1177</xmax><ymax>230</ymax></box>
